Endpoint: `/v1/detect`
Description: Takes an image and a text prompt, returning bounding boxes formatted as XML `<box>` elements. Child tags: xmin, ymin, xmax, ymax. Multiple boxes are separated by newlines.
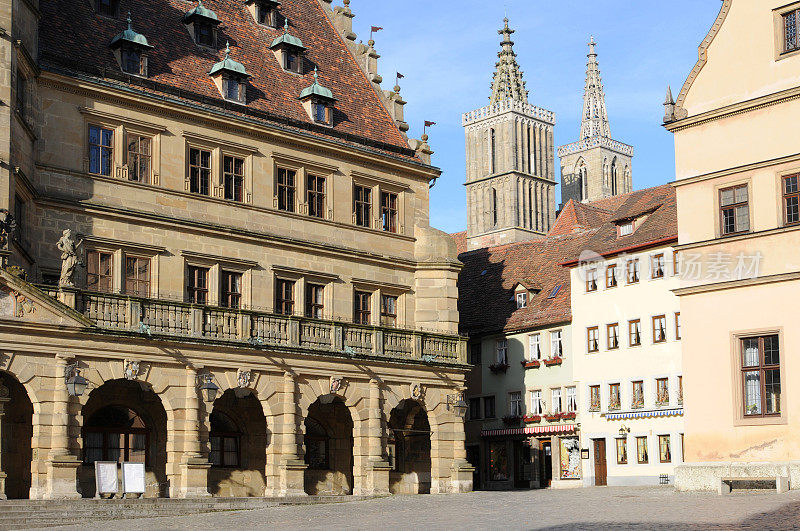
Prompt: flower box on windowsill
<box><xmin>489</xmin><ymin>363</ymin><xmax>509</xmax><ymax>375</ymax></box>
<box><xmin>502</xmin><ymin>415</ymin><xmax>522</xmax><ymax>426</ymax></box>
<box><xmin>521</xmin><ymin>360</ymin><xmax>541</xmax><ymax>369</ymax></box>
<box><xmin>589</xmin><ymin>405</ymin><xmax>601</xmax><ymax>412</ymax></box>
<box><xmin>544</xmin><ymin>413</ymin><xmax>562</xmax><ymax>422</ymax></box>
<box><xmin>632</xmin><ymin>401</ymin><xmax>644</xmax><ymax>409</ymax></box>
<box><xmin>608</xmin><ymin>404</ymin><xmax>621</xmax><ymax>412</ymax></box>
<box><xmin>561</xmin><ymin>412</ymin><xmax>576</xmax><ymax>420</ymax></box>
<box><xmin>543</xmin><ymin>357</ymin><xmax>563</xmax><ymax>367</ymax></box>
<box><xmin>655</xmin><ymin>401</ymin><xmax>670</xmax><ymax>408</ymax></box>
<box><xmin>523</xmin><ymin>415</ymin><xmax>542</xmax><ymax>423</ymax></box>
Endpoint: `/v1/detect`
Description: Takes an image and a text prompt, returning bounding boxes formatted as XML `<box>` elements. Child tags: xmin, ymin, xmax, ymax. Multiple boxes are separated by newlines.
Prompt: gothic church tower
<box><xmin>463</xmin><ymin>19</ymin><xmax>557</xmax><ymax>251</ymax></box>
<box><xmin>558</xmin><ymin>38</ymin><xmax>633</xmax><ymax>206</ymax></box>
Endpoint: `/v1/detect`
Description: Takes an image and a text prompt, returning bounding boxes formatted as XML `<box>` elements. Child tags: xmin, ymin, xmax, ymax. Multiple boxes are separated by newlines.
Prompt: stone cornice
<box><xmin>671</xmin><ymin>151</ymin><xmax>800</xmax><ymax>187</ymax></box>
<box><xmin>673</xmin><ymin>271</ymin><xmax>800</xmax><ymax>297</ymax></box>
<box><xmin>673</xmin><ymin>222</ymin><xmax>800</xmax><ymax>252</ymax></box>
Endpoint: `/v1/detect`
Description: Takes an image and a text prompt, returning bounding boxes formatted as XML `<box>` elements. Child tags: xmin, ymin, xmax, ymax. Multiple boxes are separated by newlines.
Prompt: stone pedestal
<box><xmin>44</xmin><ymin>457</ymin><xmax>81</xmax><ymax>500</ymax></box>
<box><xmin>176</xmin><ymin>458</ymin><xmax>212</xmax><ymax>498</ymax></box>
<box><xmin>359</xmin><ymin>458</ymin><xmax>391</xmax><ymax>496</ymax></box>
<box><xmin>278</xmin><ymin>459</ymin><xmax>308</xmax><ymax>497</ymax></box>
<box><xmin>449</xmin><ymin>460</ymin><xmax>475</xmax><ymax>493</ymax></box>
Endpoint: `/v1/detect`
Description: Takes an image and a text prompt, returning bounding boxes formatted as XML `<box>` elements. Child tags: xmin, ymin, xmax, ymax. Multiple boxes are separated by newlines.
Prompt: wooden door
<box><xmin>593</xmin><ymin>439</ymin><xmax>607</xmax><ymax>486</ymax></box>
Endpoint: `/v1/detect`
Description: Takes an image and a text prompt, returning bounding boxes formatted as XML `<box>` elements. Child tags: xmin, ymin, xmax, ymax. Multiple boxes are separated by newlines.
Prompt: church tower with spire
<box><xmin>463</xmin><ymin>18</ymin><xmax>557</xmax><ymax>251</ymax></box>
<box><xmin>558</xmin><ymin>37</ymin><xmax>634</xmax><ymax>206</ymax></box>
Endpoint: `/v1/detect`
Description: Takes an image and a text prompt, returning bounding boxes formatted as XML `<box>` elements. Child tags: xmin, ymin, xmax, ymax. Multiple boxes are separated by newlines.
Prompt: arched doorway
<box><xmin>0</xmin><ymin>372</ymin><xmax>33</xmax><ymax>499</ymax></box>
<box><xmin>304</xmin><ymin>395</ymin><xmax>353</xmax><ymax>495</ymax></box>
<box><xmin>80</xmin><ymin>379</ymin><xmax>168</xmax><ymax>498</ymax></box>
<box><xmin>208</xmin><ymin>390</ymin><xmax>267</xmax><ymax>497</ymax></box>
<box><xmin>388</xmin><ymin>400</ymin><xmax>431</xmax><ymax>494</ymax></box>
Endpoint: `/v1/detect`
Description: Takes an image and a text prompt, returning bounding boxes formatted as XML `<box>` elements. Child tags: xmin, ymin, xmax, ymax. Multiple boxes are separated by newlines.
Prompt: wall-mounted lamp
<box><xmin>197</xmin><ymin>373</ymin><xmax>219</xmax><ymax>403</ymax></box>
<box><xmin>446</xmin><ymin>392</ymin><xmax>468</xmax><ymax>419</ymax></box>
<box><xmin>64</xmin><ymin>363</ymin><xmax>88</xmax><ymax>397</ymax></box>
<box><xmin>618</xmin><ymin>425</ymin><xmax>631</xmax><ymax>437</ymax></box>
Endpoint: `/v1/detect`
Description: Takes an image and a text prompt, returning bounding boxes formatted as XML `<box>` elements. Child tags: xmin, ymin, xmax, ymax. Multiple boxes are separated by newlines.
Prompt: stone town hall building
<box><xmin>0</xmin><ymin>0</ymin><xmax>473</xmax><ymax>500</ymax></box>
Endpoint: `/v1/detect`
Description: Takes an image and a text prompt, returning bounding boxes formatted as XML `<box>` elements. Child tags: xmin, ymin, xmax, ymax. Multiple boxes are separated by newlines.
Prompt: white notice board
<box><xmin>94</xmin><ymin>461</ymin><xmax>118</xmax><ymax>495</ymax></box>
<box><xmin>121</xmin><ymin>462</ymin><xmax>146</xmax><ymax>494</ymax></box>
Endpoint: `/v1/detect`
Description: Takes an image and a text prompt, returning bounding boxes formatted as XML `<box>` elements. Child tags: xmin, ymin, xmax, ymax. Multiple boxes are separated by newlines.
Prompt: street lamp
<box><xmin>618</xmin><ymin>425</ymin><xmax>631</xmax><ymax>437</ymax></box>
<box><xmin>447</xmin><ymin>393</ymin><xmax>468</xmax><ymax>419</ymax></box>
<box><xmin>64</xmin><ymin>364</ymin><xmax>88</xmax><ymax>397</ymax></box>
<box><xmin>197</xmin><ymin>374</ymin><xmax>219</xmax><ymax>403</ymax></box>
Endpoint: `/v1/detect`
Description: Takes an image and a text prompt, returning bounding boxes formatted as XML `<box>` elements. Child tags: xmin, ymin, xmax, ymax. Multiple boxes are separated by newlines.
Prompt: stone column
<box><xmin>176</xmin><ymin>366</ymin><xmax>210</xmax><ymax>498</ymax></box>
<box><xmin>0</xmin><ymin>386</ymin><xmax>9</xmax><ymax>500</ymax></box>
<box><xmin>276</xmin><ymin>372</ymin><xmax>307</xmax><ymax>497</ymax></box>
<box><xmin>448</xmin><ymin>390</ymin><xmax>474</xmax><ymax>494</ymax></box>
<box><xmin>45</xmin><ymin>356</ymin><xmax>81</xmax><ymax>499</ymax></box>
<box><xmin>358</xmin><ymin>379</ymin><xmax>390</xmax><ymax>496</ymax></box>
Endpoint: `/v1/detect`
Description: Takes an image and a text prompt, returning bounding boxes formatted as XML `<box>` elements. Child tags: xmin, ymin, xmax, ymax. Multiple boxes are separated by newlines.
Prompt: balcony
<box><xmin>40</xmin><ymin>288</ymin><xmax>467</xmax><ymax>366</ymax></box>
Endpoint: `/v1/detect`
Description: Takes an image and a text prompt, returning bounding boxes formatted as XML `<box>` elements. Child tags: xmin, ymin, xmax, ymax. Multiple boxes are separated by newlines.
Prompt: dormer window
<box><xmin>95</xmin><ymin>0</ymin><xmax>119</xmax><ymax>17</ymax></box>
<box><xmin>516</xmin><ymin>292</ymin><xmax>527</xmax><ymax>309</ymax></box>
<box><xmin>183</xmin><ymin>0</ymin><xmax>220</xmax><ymax>49</ymax></box>
<box><xmin>109</xmin><ymin>14</ymin><xmax>153</xmax><ymax>77</ymax></box>
<box><xmin>299</xmin><ymin>68</ymin><xmax>336</xmax><ymax>126</ymax></box>
<box><xmin>271</xmin><ymin>20</ymin><xmax>306</xmax><ymax>74</ymax></box>
<box><xmin>246</xmin><ymin>0</ymin><xmax>282</xmax><ymax>28</ymax></box>
<box><xmin>619</xmin><ymin>221</ymin><xmax>634</xmax><ymax>236</ymax></box>
<box><xmin>208</xmin><ymin>43</ymin><xmax>251</xmax><ymax>104</ymax></box>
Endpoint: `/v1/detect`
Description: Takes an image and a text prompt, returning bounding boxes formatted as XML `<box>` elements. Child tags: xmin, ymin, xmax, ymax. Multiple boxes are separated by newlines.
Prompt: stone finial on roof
<box><xmin>271</xmin><ymin>19</ymin><xmax>306</xmax><ymax>50</ymax></box>
<box><xmin>580</xmin><ymin>36</ymin><xmax>611</xmax><ymax>139</ymax></box>
<box><xmin>663</xmin><ymin>85</ymin><xmax>676</xmax><ymax>123</ymax></box>
<box><xmin>489</xmin><ymin>18</ymin><xmax>528</xmax><ymax>105</ymax></box>
<box><xmin>209</xmin><ymin>42</ymin><xmax>250</xmax><ymax>77</ymax></box>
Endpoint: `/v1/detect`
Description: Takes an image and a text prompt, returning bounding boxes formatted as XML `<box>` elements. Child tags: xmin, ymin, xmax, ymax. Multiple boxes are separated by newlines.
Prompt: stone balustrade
<box><xmin>462</xmin><ymin>98</ymin><xmax>556</xmax><ymax>126</ymax></box>
<box><xmin>48</xmin><ymin>289</ymin><xmax>467</xmax><ymax>365</ymax></box>
<box><xmin>557</xmin><ymin>136</ymin><xmax>634</xmax><ymax>157</ymax></box>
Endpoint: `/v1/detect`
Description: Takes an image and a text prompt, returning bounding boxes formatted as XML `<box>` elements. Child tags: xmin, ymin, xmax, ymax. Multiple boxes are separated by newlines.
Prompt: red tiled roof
<box><xmin>451</xmin><ymin>231</ymin><xmax>467</xmax><ymax>255</ymax></box>
<box><xmin>39</xmin><ymin>0</ymin><xmax>417</xmax><ymax>161</ymax></box>
<box><xmin>458</xmin><ymin>185</ymin><xmax>677</xmax><ymax>336</ymax></box>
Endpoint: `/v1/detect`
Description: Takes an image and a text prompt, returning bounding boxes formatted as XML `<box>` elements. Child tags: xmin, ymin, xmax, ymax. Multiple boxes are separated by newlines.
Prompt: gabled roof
<box><xmin>40</xmin><ymin>0</ymin><xmax>416</xmax><ymax>161</ymax></box>
<box><xmin>458</xmin><ymin>184</ymin><xmax>677</xmax><ymax>336</ymax></box>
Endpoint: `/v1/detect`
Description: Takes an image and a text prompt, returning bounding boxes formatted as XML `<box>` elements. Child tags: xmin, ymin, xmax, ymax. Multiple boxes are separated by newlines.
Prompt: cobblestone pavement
<box><xmin>46</xmin><ymin>487</ymin><xmax>800</xmax><ymax>530</ymax></box>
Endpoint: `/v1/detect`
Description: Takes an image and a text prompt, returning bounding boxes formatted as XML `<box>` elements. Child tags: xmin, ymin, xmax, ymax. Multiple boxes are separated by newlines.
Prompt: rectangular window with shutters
<box><xmin>89</xmin><ymin>125</ymin><xmax>114</xmax><ymax>176</ymax></box>
<box><xmin>275</xmin><ymin>279</ymin><xmax>295</xmax><ymax>315</ymax></box>
<box><xmin>354</xmin><ymin>290</ymin><xmax>371</xmax><ymax>325</ymax></box>
<box><xmin>188</xmin><ymin>148</ymin><xmax>211</xmax><ymax>196</ymax></box>
<box><xmin>305</xmin><ymin>284</ymin><xmax>325</xmax><ymax>319</ymax></box>
<box><xmin>223</xmin><ymin>155</ymin><xmax>244</xmax><ymax>202</ymax></box>
<box><xmin>629</xmin><ymin>319</ymin><xmax>642</xmax><ymax>346</ymax></box>
<box><xmin>354</xmin><ymin>185</ymin><xmax>372</xmax><ymax>228</ymax></box>
<box><xmin>187</xmin><ymin>266</ymin><xmax>209</xmax><ymax>304</ymax></box>
<box><xmin>587</xmin><ymin>326</ymin><xmax>600</xmax><ymax>353</ymax></box>
<box><xmin>742</xmin><ymin>334</ymin><xmax>781</xmax><ymax>417</ymax></box>
<box><xmin>783</xmin><ymin>174</ymin><xmax>800</xmax><ymax>225</ymax></box>
<box><xmin>653</xmin><ymin>315</ymin><xmax>667</xmax><ymax>344</ymax></box>
<box><xmin>636</xmin><ymin>436</ymin><xmax>649</xmax><ymax>464</ymax></box>
<box><xmin>784</xmin><ymin>9</ymin><xmax>800</xmax><ymax>53</ymax></box>
<box><xmin>221</xmin><ymin>271</ymin><xmax>242</xmax><ymax>309</ymax></box>
<box><xmin>719</xmin><ymin>184</ymin><xmax>749</xmax><ymax>235</ymax></box>
<box><xmin>381</xmin><ymin>192</ymin><xmax>398</xmax><ymax>233</ymax></box>
<box><xmin>277</xmin><ymin>168</ymin><xmax>296</xmax><ymax>212</ymax></box>
<box><xmin>87</xmin><ymin>251</ymin><xmax>114</xmax><ymax>293</ymax></box>
<box><xmin>126</xmin><ymin>134</ymin><xmax>151</xmax><ymax>183</ymax></box>
<box><xmin>380</xmin><ymin>294</ymin><xmax>398</xmax><ymax>327</ymax></box>
<box><xmin>307</xmin><ymin>175</ymin><xmax>326</xmax><ymax>219</ymax></box>
<box><xmin>616</xmin><ymin>438</ymin><xmax>627</xmax><ymax>464</ymax></box>
<box><xmin>125</xmin><ymin>256</ymin><xmax>150</xmax><ymax>297</ymax></box>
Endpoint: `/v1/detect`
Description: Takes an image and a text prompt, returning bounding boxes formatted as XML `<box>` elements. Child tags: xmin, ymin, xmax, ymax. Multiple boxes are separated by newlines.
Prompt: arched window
<box><xmin>611</xmin><ymin>158</ymin><xmax>619</xmax><ymax>195</ymax></box>
<box><xmin>210</xmin><ymin>411</ymin><xmax>241</xmax><ymax>468</ymax></box>
<box><xmin>304</xmin><ymin>417</ymin><xmax>329</xmax><ymax>470</ymax></box>
<box><xmin>490</xmin><ymin>128</ymin><xmax>496</xmax><ymax>174</ymax></box>
<box><xmin>576</xmin><ymin>161</ymin><xmax>587</xmax><ymax>201</ymax></box>
<box><xmin>492</xmin><ymin>188</ymin><xmax>498</xmax><ymax>226</ymax></box>
<box><xmin>83</xmin><ymin>406</ymin><xmax>148</xmax><ymax>465</ymax></box>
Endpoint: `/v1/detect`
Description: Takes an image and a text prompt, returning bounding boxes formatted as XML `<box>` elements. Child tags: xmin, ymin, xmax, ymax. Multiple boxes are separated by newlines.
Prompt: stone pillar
<box><xmin>448</xmin><ymin>391</ymin><xmax>474</xmax><ymax>494</ymax></box>
<box><xmin>0</xmin><ymin>388</ymin><xmax>9</xmax><ymax>500</ymax></box>
<box><xmin>358</xmin><ymin>379</ymin><xmax>390</xmax><ymax>496</ymax></box>
<box><xmin>44</xmin><ymin>356</ymin><xmax>81</xmax><ymax>499</ymax></box>
<box><xmin>176</xmin><ymin>367</ymin><xmax>210</xmax><ymax>498</ymax></box>
<box><xmin>276</xmin><ymin>372</ymin><xmax>307</xmax><ymax>497</ymax></box>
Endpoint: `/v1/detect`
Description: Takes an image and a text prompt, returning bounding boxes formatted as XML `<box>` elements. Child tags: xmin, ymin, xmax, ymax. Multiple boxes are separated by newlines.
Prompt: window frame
<box><xmin>608</xmin><ymin>383</ymin><xmax>621</xmax><ymax>411</ymax></box>
<box><xmin>782</xmin><ymin>173</ymin><xmax>800</xmax><ymax>226</ymax></box>
<box><xmin>565</xmin><ymin>386</ymin><xmax>577</xmax><ymax>413</ymax></box>
<box><xmin>589</xmin><ymin>385</ymin><xmax>601</xmax><ymax>412</ymax></box>
<box><xmin>124</xmin><ymin>255</ymin><xmax>151</xmax><ymax>298</ymax></box>
<box><xmin>675</xmin><ymin>312</ymin><xmax>681</xmax><ymax>340</ymax></box>
<box><xmin>187</xmin><ymin>265</ymin><xmax>210</xmax><ymax>305</ymax></box>
<box><xmin>626</xmin><ymin>259</ymin><xmax>640</xmax><ymax>284</ymax></box>
<box><xmin>551</xmin><ymin>388</ymin><xmax>563</xmax><ymax>414</ymax></box>
<box><xmin>781</xmin><ymin>7</ymin><xmax>800</xmax><ymax>54</ymax></box>
<box><xmin>550</xmin><ymin>330</ymin><xmax>563</xmax><ymax>359</ymax></box>
<box><xmin>305</xmin><ymin>283</ymin><xmax>325</xmax><ymax>319</ymax></box>
<box><xmin>616</xmin><ymin>438</ymin><xmax>628</xmax><ymax>465</ymax></box>
<box><xmin>509</xmin><ymin>391</ymin><xmax>523</xmax><ymax>417</ymax></box>
<box><xmin>529</xmin><ymin>333</ymin><xmax>541</xmax><ymax>360</ymax></box>
<box><xmin>483</xmin><ymin>395</ymin><xmax>496</xmax><ymax>419</ymax></box>
<box><xmin>636</xmin><ymin>436</ymin><xmax>649</xmax><ymax>464</ymax></box>
<box><xmin>380</xmin><ymin>293</ymin><xmax>398</xmax><ymax>327</ymax></box>
<box><xmin>628</xmin><ymin>319</ymin><xmax>642</xmax><ymax>347</ymax></box>
<box><xmin>276</xmin><ymin>167</ymin><xmax>297</xmax><ymax>213</ymax></box>
<box><xmin>353</xmin><ymin>184</ymin><xmax>373</xmax><ymax>228</ymax></box>
<box><xmin>719</xmin><ymin>183</ymin><xmax>750</xmax><ymax>236</ymax></box>
<box><xmin>585</xmin><ymin>268</ymin><xmax>598</xmax><ymax>292</ymax></box>
<box><xmin>656</xmin><ymin>378</ymin><xmax>670</xmax><ymax>406</ymax></box>
<box><xmin>380</xmin><ymin>191</ymin><xmax>399</xmax><ymax>233</ymax></box>
<box><xmin>188</xmin><ymin>147</ymin><xmax>212</xmax><ymax>196</ymax></box>
<box><xmin>650</xmin><ymin>253</ymin><xmax>665</xmax><ymax>279</ymax></box>
<box><xmin>275</xmin><ymin>278</ymin><xmax>296</xmax><ymax>316</ymax></box>
<box><xmin>587</xmin><ymin>326</ymin><xmax>600</xmax><ymax>353</ymax></box>
<box><xmin>516</xmin><ymin>291</ymin><xmax>527</xmax><ymax>309</ymax></box>
<box><xmin>353</xmin><ymin>290</ymin><xmax>372</xmax><ymax>325</ymax></box>
<box><xmin>88</xmin><ymin>124</ymin><xmax>115</xmax><ymax>177</ymax></box>
<box><xmin>607</xmin><ymin>323</ymin><xmax>620</xmax><ymax>350</ymax></box>
<box><xmin>529</xmin><ymin>390</ymin><xmax>542</xmax><ymax>416</ymax></box>
<box><xmin>658</xmin><ymin>435</ymin><xmax>672</xmax><ymax>463</ymax></box>
<box><xmin>632</xmin><ymin>380</ymin><xmax>644</xmax><ymax>409</ymax></box>
<box><xmin>126</xmin><ymin>133</ymin><xmax>152</xmax><ymax>184</ymax></box>
<box><xmin>652</xmin><ymin>315</ymin><xmax>667</xmax><ymax>344</ymax></box>
<box><xmin>221</xmin><ymin>270</ymin><xmax>243</xmax><ymax>309</ymax></box>
<box><xmin>223</xmin><ymin>154</ymin><xmax>245</xmax><ymax>203</ymax></box>
<box><xmin>307</xmin><ymin>174</ymin><xmax>327</xmax><ymax>219</ymax></box>
<box><xmin>605</xmin><ymin>264</ymin><xmax>618</xmax><ymax>288</ymax></box>
<box><xmin>740</xmin><ymin>334</ymin><xmax>782</xmax><ymax>419</ymax></box>
<box><xmin>495</xmin><ymin>339</ymin><xmax>508</xmax><ymax>365</ymax></box>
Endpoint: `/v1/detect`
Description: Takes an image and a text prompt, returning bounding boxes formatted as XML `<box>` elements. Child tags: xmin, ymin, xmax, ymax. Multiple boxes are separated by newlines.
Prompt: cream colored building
<box><xmin>565</xmin><ymin>186</ymin><xmax>683</xmax><ymax>486</ymax></box>
<box><xmin>665</xmin><ymin>0</ymin><xmax>800</xmax><ymax>491</ymax></box>
<box><xmin>0</xmin><ymin>0</ymin><xmax>473</xmax><ymax>500</ymax></box>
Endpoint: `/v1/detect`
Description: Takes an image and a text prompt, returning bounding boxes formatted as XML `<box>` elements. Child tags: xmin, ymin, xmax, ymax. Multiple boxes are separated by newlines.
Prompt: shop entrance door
<box><xmin>593</xmin><ymin>439</ymin><xmax>607</xmax><ymax>486</ymax></box>
<box><xmin>540</xmin><ymin>441</ymin><xmax>552</xmax><ymax>487</ymax></box>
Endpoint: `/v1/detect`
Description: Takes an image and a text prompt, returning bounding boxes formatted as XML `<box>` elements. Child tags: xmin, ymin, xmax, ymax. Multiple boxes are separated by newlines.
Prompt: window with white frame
<box><xmin>529</xmin><ymin>333</ymin><xmax>541</xmax><ymax>360</ymax></box>
<box><xmin>550</xmin><ymin>330</ymin><xmax>563</xmax><ymax>359</ymax></box>
<box><xmin>566</xmin><ymin>386</ymin><xmax>577</xmax><ymax>412</ymax></box>
<box><xmin>509</xmin><ymin>392</ymin><xmax>523</xmax><ymax>417</ymax></box>
<box><xmin>516</xmin><ymin>291</ymin><xmax>527</xmax><ymax>309</ymax></box>
<box><xmin>495</xmin><ymin>339</ymin><xmax>508</xmax><ymax>365</ymax></box>
<box><xmin>551</xmin><ymin>388</ymin><xmax>563</xmax><ymax>414</ymax></box>
<box><xmin>530</xmin><ymin>390</ymin><xmax>542</xmax><ymax>415</ymax></box>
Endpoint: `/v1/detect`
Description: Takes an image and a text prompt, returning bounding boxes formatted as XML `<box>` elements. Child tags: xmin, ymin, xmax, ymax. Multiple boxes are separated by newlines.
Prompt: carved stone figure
<box><xmin>57</xmin><ymin>229</ymin><xmax>83</xmax><ymax>288</ymax></box>
<box><xmin>411</xmin><ymin>382</ymin><xmax>425</xmax><ymax>401</ymax></box>
<box><xmin>0</xmin><ymin>209</ymin><xmax>16</xmax><ymax>250</ymax></box>
<box><xmin>330</xmin><ymin>376</ymin><xmax>344</xmax><ymax>394</ymax></box>
<box><xmin>237</xmin><ymin>369</ymin><xmax>252</xmax><ymax>389</ymax></box>
<box><xmin>124</xmin><ymin>360</ymin><xmax>141</xmax><ymax>381</ymax></box>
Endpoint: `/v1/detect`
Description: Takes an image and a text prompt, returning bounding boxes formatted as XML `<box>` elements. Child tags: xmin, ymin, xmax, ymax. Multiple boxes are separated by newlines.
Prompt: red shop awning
<box><xmin>481</xmin><ymin>424</ymin><xmax>577</xmax><ymax>437</ymax></box>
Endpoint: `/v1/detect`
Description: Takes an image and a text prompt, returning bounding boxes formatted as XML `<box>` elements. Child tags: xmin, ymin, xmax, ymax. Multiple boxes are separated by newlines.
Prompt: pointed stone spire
<box><xmin>579</xmin><ymin>36</ymin><xmax>611</xmax><ymax>139</ymax></box>
<box><xmin>663</xmin><ymin>85</ymin><xmax>676</xmax><ymax>123</ymax></box>
<box><xmin>489</xmin><ymin>18</ymin><xmax>528</xmax><ymax>105</ymax></box>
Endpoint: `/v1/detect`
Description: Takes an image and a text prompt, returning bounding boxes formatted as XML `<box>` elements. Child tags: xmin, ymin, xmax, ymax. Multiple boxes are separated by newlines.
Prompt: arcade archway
<box><xmin>304</xmin><ymin>395</ymin><xmax>353</xmax><ymax>495</ymax></box>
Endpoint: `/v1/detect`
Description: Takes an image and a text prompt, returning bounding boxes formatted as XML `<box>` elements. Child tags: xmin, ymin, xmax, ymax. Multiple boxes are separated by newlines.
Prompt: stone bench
<box><xmin>718</xmin><ymin>476</ymin><xmax>789</xmax><ymax>495</ymax></box>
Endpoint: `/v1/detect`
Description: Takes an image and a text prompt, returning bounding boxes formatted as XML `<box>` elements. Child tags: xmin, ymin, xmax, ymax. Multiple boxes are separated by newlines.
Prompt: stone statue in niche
<box><xmin>0</xmin><ymin>209</ymin><xmax>16</xmax><ymax>250</ymax></box>
<box><xmin>57</xmin><ymin>229</ymin><xmax>83</xmax><ymax>288</ymax></box>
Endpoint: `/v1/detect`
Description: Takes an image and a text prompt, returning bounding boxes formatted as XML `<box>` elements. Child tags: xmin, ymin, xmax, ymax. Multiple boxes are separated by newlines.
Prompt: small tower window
<box><xmin>299</xmin><ymin>67</ymin><xmax>336</xmax><ymax>126</ymax></box>
<box><xmin>271</xmin><ymin>20</ymin><xmax>307</xmax><ymax>75</ymax></box>
<box><xmin>183</xmin><ymin>0</ymin><xmax>220</xmax><ymax>49</ymax></box>
<box><xmin>109</xmin><ymin>13</ymin><xmax>153</xmax><ymax>77</ymax></box>
<box><xmin>209</xmin><ymin>43</ymin><xmax>251</xmax><ymax>105</ymax></box>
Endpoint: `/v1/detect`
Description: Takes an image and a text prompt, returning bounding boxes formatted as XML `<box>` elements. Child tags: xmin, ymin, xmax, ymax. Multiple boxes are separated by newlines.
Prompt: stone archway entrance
<box><xmin>304</xmin><ymin>395</ymin><xmax>353</xmax><ymax>495</ymax></box>
<box><xmin>80</xmin><ymin>379</ymin><xmax>168</xmax><ymax>498</ymax></box>
<box><xmin>208</xmin><ymin>389</ymin><xmax>267</xmax><ymax>497</ymax></box>
<box><xmin>0</xmin><ymin>372</ymin><xmax>33</xmax><ymax>499</ymax></box>
<box><xmin>388</xmin><ymin>399</ymin><xmax>431</xmax><ymax>494</ymax></box>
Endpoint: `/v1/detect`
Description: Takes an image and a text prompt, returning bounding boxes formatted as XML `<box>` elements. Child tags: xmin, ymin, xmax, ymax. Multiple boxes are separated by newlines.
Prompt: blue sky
<box><xmin>344</xmin><ymin>0</ymin><xmax>722</xmax><ymax>233</ymax></box>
